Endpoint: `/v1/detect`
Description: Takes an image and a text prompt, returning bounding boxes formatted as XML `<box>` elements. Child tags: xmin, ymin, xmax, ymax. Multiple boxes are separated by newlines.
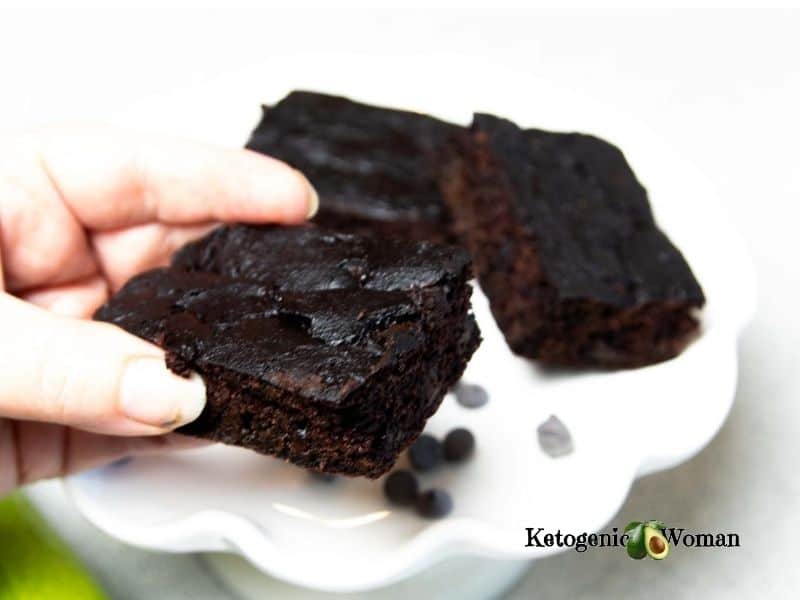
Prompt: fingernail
<box><xmin>299</xmin><ymin>171</ymin><xmax>319</xmax><ymax>218</ymax></box>
<box><xmin>119</xmin><ymin>358</ymin><xmax>206</xmax><ymax>429</ymax></box>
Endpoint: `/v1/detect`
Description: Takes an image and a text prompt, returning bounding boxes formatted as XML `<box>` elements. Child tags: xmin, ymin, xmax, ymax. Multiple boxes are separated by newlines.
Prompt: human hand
<box><xmin>0</xmin><ymin>127</ymin><xmax>317</xmax><ymax>496</ymax></box>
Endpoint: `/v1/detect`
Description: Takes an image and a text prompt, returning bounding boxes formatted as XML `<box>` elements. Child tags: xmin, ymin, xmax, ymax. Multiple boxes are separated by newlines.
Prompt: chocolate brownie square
<box><xmin>440</xmin><ymin>113</ymin><xmax>705</xmax><ymax>368</ymax></box>
<box><xmin>246</xmin><ymin>91</ymin><xmax>462</xmax><ymax>243</ymax></box>
<box><xmin>95</xmin><ymin>225</ymin><xmax>480</xmax><ymax>477</ymax></box>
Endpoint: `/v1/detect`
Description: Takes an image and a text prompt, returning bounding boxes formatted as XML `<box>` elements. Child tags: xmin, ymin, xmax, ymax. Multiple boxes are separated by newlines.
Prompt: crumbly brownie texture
<box><xmin>95</xmin><ymin>225</ymin><xmax>479</xmax><ymax>478</ymax></box>
<box><xmin>246</xmin><ymin>91</ymin><xmax>462</xmax><ymax>243</ymax></box>
<box><xmin>440</xmin><ymin>114</ymin><xmax>705</xmax><ymax>368</ymax></box>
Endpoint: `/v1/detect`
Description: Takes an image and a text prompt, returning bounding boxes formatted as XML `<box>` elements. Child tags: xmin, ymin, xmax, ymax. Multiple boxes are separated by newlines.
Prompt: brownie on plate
<box><xmin>95</xmin><ymin>225</ymin><xmax>480</xmax><ymax>477</ymax></box>
<box><xmin>440</xmin><ymin>113</ymin><xmax>705</xmax><ymax>368</ymax></box>
<box><xmin>246</xmin><ymin>91</ymin><xmax>462</xmax><ymax>243</ymax></box>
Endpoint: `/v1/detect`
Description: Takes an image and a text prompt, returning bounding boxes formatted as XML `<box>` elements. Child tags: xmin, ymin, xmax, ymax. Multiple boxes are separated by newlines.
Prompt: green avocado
<box><xmin>644</xmin><ymin>525</ymin><xmax>669</xmax><ymax>560</ymax></box>
<box><xmin>625</xmin><ymin>523</ymin><xmax>647</xmax><ymax>560</ymax></box>
<box><xmin>0</xmin><ymin>493</ymin><xmax>108</xmax><ymax>599</ymax></box>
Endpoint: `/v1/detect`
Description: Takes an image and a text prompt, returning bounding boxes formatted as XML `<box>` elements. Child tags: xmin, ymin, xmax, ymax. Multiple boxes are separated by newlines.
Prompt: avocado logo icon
<box><xmin>625</xmin><ymin>520</ymin><xmax>669</xmax><ymax>560</ymax></box>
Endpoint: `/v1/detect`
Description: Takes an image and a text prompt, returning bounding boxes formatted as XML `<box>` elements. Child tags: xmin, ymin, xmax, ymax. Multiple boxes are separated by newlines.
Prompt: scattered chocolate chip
<box><xmin>537</xmin><ymin>415</ymin><xmax>574</xmax><ymax>458</ymax></box>
<box><xmin>443</xmin><ymin>428</ymin><xmax>475</xmax><ymax>463</ymax></box>
<box><xmin>408</xmin><ymin>434</ymin><xmax>443</xmax><ymax>472</ymax></box>
<box><xmin>415</xmin><ymin>489</ymin><xmax>453</xmax><ymax>519</ymax></box>
<box><xmin>309</xmin><ymin>471</ymin><xmax>337</xmax><ymax>483</ymax></box>
<box><xmin>109</xmin><ymin>457</ymin><xmax>133</xmax><ymax>469</ymax></box>
<box><xmin>383</xmin><ymin>470</ymin><xmax>419</xmax><ymax>506</ymax></box>
<box><xmin>453</xmin><ymin>382</ymin><xmax>489</xmax><ymax>409</ymax></box>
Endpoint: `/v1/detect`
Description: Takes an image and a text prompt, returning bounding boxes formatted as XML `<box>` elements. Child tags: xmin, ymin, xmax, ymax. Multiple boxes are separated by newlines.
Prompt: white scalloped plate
<box><xmin>66</xmin><ymin>62</ymin><xmax>755</xmax><ymax>594</ymax></box>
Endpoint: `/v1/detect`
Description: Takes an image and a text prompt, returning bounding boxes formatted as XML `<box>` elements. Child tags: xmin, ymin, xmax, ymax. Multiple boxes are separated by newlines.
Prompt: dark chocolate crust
<box><xmin>440</xmin><ymin>114</ymin><xmax>704</xmax><ymax>368</ymax></box>
<box><xmin>245</xmin><ymin>91</ymin><xmax>462</xmax><ymax>243</ymax></box>
<box><xmin>95</xmin><ymin>225</ymin><xmax>480</xmax><ymax>477</ymax></box>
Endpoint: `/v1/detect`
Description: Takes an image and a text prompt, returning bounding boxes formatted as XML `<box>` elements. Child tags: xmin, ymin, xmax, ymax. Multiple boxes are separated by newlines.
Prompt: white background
<box><xmin>1</xmin><ymin>4</ymin><xmax>799</xmax><ymax>599</ymax></box>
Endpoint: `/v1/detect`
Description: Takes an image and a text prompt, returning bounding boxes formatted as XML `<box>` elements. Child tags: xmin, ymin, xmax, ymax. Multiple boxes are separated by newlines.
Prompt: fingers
<box><xmin>22</xmin><ymin>275</ymin><xmax>109</xmax><ymax>319</ymax></box>
<box><xmin>0</xmin><ymin>146</ymin><xmax>98</xmax><ymax>292</ymax></box>
<box><xmin>92</xmin><ymin>222</ymin><xmax>217</xmax><ymax>292</ymax></box>
<box><xmin>0</xmin><ymin>419</ymin><xmax>206</xmax><ymax>495</ymax></box>
<box><xmin>31</xmin><ymin>126</ymin><xmax>318</xmax><ymax>230</ymax></box>
<box><xmin>9</xmin><ymin>222</ymin><xmax>218</xmax><ymax>303</ymax></box>
<box><xmin>0</xmin><ymin>128</ymin><xmax>317</xmax><ymax>293</ymax></box>
<box><xmin>0</xmin><ymin>294</ymin><xmax>206</xmax><ymax>436</ymax></box>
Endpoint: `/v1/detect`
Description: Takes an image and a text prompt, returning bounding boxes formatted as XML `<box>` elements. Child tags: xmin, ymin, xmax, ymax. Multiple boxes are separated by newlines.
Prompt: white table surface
<box><xmin>3</xmin><ymin>5</ymin><xmax>799</xmax><ymax>598</ymax></box>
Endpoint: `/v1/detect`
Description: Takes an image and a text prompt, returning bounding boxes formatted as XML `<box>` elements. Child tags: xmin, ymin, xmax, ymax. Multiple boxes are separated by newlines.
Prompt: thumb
<box><xmin>0</xmin><ymin>293</ymin><xmax>206</xmax><ymax>436</ymax></box>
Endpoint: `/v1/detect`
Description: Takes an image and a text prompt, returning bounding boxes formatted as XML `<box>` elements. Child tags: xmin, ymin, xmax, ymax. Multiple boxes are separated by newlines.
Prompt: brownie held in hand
<box><xmin>440</xmin><ymin>114</ymin><xmax>704</xmax><ymax>368</ymax></box>
<box><xmin>95</xmin><ymin>225</ymin><xmax>480</xmax><ymax>477</ymax></box>
<box><xmin>246</xmin><ymin>91</ymin><xmax>462</xmax><ymax>243</ymax></box>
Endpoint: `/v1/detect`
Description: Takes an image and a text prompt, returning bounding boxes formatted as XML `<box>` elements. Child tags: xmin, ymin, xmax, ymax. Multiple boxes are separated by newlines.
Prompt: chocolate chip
<box><xmin>443</xmin><ymin>428</ymin><xmax>475</xmax><ymax>463</ymax></box>
<box><xmin>453</xmin><ymin>382</ymin><xmax>489</xmax><ymax>409</ymax></box>
<box><xmin>408</xmin><ymin>434</ymin><xmax>443</xmax><ymax>472</ymax></box>
<box><xmin>537</xmin><ymin>415</ymin><xmax>574</xmax><ymax>458</ymax></box>
<box><xmin>415</xmin><ymin>489</ymin><xmax>453</xmax><ymax>519</ymax></box>
<box><xmin>383</xmin><ymin>470</ymin><xmax>419</xmax><ymax>506</ymax></box>
<box><xmin>309</xmin><ymin>471</ymin><xmax>337</xmax><ymax>483</ymax></box>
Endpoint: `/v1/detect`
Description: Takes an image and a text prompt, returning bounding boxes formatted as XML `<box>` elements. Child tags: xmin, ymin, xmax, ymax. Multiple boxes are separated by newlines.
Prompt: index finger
<box><xmin>0</xmin><ymin>231</ymin><xmax>4</xmax><ymax>291</ymax></box>
<box><xmin>29</xmin><ymin>126</ymin><xmax>318</xmax><ymax>231</ymax></box>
